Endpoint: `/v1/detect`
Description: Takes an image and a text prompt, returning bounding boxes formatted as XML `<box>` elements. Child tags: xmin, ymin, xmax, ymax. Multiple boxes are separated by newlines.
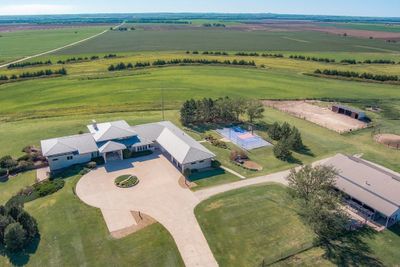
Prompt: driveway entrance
<box><xmin>76</xmin><ymin>153</ymin><xmax>218</xmax><ymax>267</ymax></box>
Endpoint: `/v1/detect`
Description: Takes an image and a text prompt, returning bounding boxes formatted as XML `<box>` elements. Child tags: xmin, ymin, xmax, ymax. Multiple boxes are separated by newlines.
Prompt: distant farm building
<box><xmin>332</xmin><ymin>104</ymin><xmax>366</xmax><ymax>120</ymax></box>
<box><xmin>325</xmin><ymin>154</ymin><xmax>400</xmax><ymax>228</ymax></box>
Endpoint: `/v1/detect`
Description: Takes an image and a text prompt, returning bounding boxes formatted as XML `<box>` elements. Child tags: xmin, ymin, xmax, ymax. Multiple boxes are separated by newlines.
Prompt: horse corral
<box><xmin>374</xmin><ymin>134</ymin><xmax>400</xmax><ymax>150</ymax></box>
<box><xmin>264</xmin><ymin>100</ymin><xmax>368</xmax><ymax>133</ymax></box>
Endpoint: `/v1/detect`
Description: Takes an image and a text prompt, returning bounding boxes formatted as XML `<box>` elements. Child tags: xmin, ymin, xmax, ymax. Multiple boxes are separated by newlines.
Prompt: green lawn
<box><xmin>1</xmin><ymin>65</ymin><xmax>399</xmax><ymax>121</ymax></box>
<box><xmin>0</xmin><ymin>171</ymin><xmax>36</xmax><ymax>204</ymax></box>
<box><xmin>0</xmin><ymin>26</ymin><xmax>108</xmax><ymax>64</ymax></box>
<box><xmin>195</xmin><ymin>183</ymin><xmax>400</xmax><ymax>267</ymax></box>
<box><xmin>195</xmin><ymin>184</ymin><xmax>316</xmax><ymax>266</ymax></box>
<box><xmin>0</xmin><ymin>169</ymin><xmax>184</xmax><ymax>267</ymax></box>
<box><xmin>55</xmin><ymin>28</ymin><xmax>400</xmax><ymax>54</ymax></box>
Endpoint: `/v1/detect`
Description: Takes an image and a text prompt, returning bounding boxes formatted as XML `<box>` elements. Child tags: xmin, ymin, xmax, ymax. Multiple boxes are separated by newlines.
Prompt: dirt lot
<box><xmin>264</xmin><ymin>100</ymin><xmax>367</xmax><ymax>133</ymax></box>
<box><xmin>374</xmin><ymin>134</ymin><xmax>400</xmax><ymax>149</ymax></box>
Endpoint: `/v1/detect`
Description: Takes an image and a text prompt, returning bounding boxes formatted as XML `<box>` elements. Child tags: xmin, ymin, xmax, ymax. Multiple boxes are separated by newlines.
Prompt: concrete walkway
<box><xmin>195</xmin><ymin>157</ymin><xmax>332</xmax><ymax>202</ymax></box>
<box><xmin>221</xmin><ymin>165</ymin><xmax>246</xmax><ymax>179</ymax></box>
<box><xmin>76</xmin><ymin>153</ymin><xmax>218</xmax><ymax>267</ymax></box>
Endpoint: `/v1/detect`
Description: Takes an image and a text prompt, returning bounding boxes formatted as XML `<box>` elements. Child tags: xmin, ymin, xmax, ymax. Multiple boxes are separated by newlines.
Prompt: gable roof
<box><xmin>98</xmin><ymin>141</ymin><xmax>127</xmax><ymax>153</ymax></box>
<box><xmin>133</xmin><ymin>121</ymin><xmax>215</xmax><ymax>164</ymax></box>
<box><xmin>325</xmin><ymin>154</ymin><xmax>400</xmax><ymax>217</ymax></box>
<box><xmin>41</xmin><ymin>134</ymin><xmax>98</xmax><ymax>157</ymax></box>
<box><xmin>87</xmin><ymin>120</ymin><xmax>137</xmax><ymax>142</ymax></box>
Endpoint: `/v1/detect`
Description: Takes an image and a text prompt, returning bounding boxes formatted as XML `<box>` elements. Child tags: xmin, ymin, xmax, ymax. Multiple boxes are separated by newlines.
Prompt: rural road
<box><xmin>0</xmin><ymin>21</ymin><xmax>125</xmax><ymax>69</ymax></box>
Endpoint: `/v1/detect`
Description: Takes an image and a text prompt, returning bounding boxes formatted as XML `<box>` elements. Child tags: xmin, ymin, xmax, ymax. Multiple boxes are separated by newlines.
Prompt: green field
<box><xmin>0</xmin><ymin>170</ymin><xmax>184</xmax><ymax>267</ymax></box>
<box><xmin>320</xmin><ymin>22</ymin><xmax>400</xmax><ymax>33</ymax></box>
<box><xmin>195</xmin><ymin>183</ymin><xmax>400</xmax><ymax>266</ymax></box>
<box><xmin>1</xmin><ymin>65</ymin><xmax>399</xmax><ymax>122</ymax></box>
<box><xmin>55</xmin><ymin>29</ymin><xmax>400</xmax><ymax>54</ymax></box>
<box><xmin>1</xmin><ymin>20</ymin><xmax>400</xmax><ymax>266</ymax></box>
<box><xmin>0</xmin><ymin>26</ymin><xmax>108</xmax><ymax>63</ymax></box>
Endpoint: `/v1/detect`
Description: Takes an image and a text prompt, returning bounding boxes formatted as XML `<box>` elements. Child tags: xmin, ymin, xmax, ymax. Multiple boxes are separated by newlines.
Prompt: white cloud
<box><xmin>0</xmin><ymin>4</ymin><xmax>74</xmax><ymax>15</ymax></box>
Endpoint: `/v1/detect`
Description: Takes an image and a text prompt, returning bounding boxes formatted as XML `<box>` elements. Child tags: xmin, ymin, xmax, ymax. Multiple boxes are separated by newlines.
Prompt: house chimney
<box><xmin>92</xmin><ymin>120</ymin><xmax>98</xmax><ymax>131</ymax></box>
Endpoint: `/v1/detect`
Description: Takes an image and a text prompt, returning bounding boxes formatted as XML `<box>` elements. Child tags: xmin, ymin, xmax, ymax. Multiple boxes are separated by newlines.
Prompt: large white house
<box><xmin>41</xmin><ymin>120</ymin><xmax>215</xmax><ymax>172</ymax></box>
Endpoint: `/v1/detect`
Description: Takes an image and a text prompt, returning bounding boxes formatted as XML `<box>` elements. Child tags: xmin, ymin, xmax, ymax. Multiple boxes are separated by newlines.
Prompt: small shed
<box><xmin>332</xmin><ymin>104</ymin><xmax>366</xmax><ymax>120</ymax></box>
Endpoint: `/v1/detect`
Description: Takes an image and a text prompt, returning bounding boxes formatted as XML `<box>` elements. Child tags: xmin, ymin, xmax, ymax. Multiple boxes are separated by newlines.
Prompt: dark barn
<box><xmin>332</xmin><ymin>104</ymin><xmax>366</xmax><ymax>120</ymax></box>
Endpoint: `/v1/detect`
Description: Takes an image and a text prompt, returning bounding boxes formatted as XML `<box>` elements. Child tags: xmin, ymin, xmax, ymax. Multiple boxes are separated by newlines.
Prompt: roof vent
<box><xmin>92</xmin><ymin>120</ymin><xmax>98</xmax><ymax>131</ymax></box>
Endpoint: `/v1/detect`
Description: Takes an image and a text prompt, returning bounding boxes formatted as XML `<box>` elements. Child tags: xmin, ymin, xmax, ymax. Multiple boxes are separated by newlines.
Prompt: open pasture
<box><xmin>55</xmin><ymin>28</ymin><xmax>400</xmax><ymax>54</ymax></box>
<box><xmin>0</xmin><ymin>65</ymin><xmax>399</xmax><ymax>122</ymax></box>
<box><xmin>0</xmin><ymin>26</ymin><xmax>108</xmax><ymax>64</ymax></box>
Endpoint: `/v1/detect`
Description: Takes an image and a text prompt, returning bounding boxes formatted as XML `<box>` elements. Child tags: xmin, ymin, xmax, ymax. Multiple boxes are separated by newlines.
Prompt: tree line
<box><xmin>290</xmin><ymin>55</ymin><xmax>335</xmax><ymax>63</ymax></box>
<box><xmin>180</xmin><ymin>97</ymin><xmax>264</xmax><ymax>126</ymax></box>
<box><xmin>185</xmin><ymin>51</ymin><xmax>283</xmax><ymax>58</ymax></box>
<box><xmin>0</xmin><ymin>68</ymin><xmax>67</xmax><ymax>81</ymax></box>
<box><xmin>8</xmin><ymin>60</ymin><xmax>52</xmax><ymax>69</ymax></box>
<box><xmin>108</xmin><ymin>58</ymin><xmax>256</xmax><ymax>71</ymax></box>
<box><xmin>341</xmin><ymin>59</ymin><xmax>396</xmax><ymax>65</ymax></box>
<box><xmin>314</xmin><ymin>69</ymin><xmax>399</xmax><ymax>82</ymax></box>
<box><xmin>203</xmin><ymin>23</ymin><xmax>226</xmax><ymax>27</ymax></box>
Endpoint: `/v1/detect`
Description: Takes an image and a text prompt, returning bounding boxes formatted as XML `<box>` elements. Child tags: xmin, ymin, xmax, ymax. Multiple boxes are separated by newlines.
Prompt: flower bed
<box><xmin>114</xmin><ymin>175</ymin><xmax>139</xmax><ymax>188</ymax></box>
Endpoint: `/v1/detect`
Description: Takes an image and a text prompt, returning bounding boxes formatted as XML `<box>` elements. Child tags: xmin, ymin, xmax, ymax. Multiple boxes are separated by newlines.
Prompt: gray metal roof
<box><xmin>132</xmin><ymin>121</ymin><xmax>215</xmax><ymax>164</ymax></box>
<box><xmin>98</xmin><ymin>141</ymin><xmax>127</xmax><ymax>153</ymax></box>
<box><xmin>325</xmin><ymin>154</ymin><xmax>400</xmax><ymax>217</ymax></box>
<box><xmin>87</xmin><ymin>120</ymin><xmax>137</xmax><ymax>142</ymax></box>
<box><xmin>41</xmin><ymin>133</ymin><xmax>98</xmax><ymax>157</ymax></box>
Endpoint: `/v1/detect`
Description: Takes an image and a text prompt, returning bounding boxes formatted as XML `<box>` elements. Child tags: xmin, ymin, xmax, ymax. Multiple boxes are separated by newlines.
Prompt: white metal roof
<box><xmin>133</xmin><ymin>121</ymin><xmax>215</xmax><ymax>164</ymax></box>
<box><xmin>41</xmin><ymin>133</ymin><xmax>98</xmax><ymax>157</ymax></box>
<box><xmin>325</xmin><ymin>154</ymin><xmax>400</xmax><ymax>217</ymax></box>
<box><xmin>87</xmin><ymin>120</ymin><xmax>137</xmax><ymax>142</ymax></box>
<box><xmin>98</xmin><ymin>141</ymin><xmax>127</xmax><ymax>153</ymax></box>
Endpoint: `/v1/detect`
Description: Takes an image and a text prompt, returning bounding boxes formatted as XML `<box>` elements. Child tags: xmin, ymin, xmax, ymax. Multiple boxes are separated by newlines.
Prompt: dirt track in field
<box><xmin>0</xmin><ymin>23</ymin><xmax>110</xmax><ymax>33</ymax></box>
<box><xmin>264</xmin><ymin>100</ymin><xmax>367</xmax><ymax>133</ymax></box>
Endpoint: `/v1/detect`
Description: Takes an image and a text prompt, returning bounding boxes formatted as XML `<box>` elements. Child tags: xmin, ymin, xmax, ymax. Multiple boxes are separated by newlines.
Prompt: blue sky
<box><xmin>0</xmin><ymin>0</ymin><xmax>399</xmax><ymax>17</ymax></box>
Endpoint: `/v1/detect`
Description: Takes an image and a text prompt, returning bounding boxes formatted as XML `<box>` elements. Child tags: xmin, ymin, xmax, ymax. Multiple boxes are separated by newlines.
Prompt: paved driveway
<box><xmin>76</xmin><ymin>153</ymin><xmax>218</xmax><ymax>267</ymax></box>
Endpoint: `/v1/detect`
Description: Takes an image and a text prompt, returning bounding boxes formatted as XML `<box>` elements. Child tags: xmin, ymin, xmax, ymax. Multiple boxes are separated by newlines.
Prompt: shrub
<box><xmin>122</xmin><ymin>149</ymin><xmax>131</xmax><ymax>159</ymax></box>
<box><xmin>0</xmin><ymin>156</ymin><xmax>18</xmax><ymax>169</ymax></box>
<box><xmin>211</xmin><ymin>160</ymin><xmax>221</xmax><ymax>168</ymax></box>
<box><xmin>230</xmin><ymin>150</ymin><xmax>248</xmax><ymax>161</ymax></box>
<box><xmin>92</xmin><ymin>157</ymin><xmax>105</xmax><ymax>165</ymax></box>
<box><xmin>0</xmin><ymin>168</ymin><xmax>8</xmax><ymax>177</ymax></box>
<box><xmin>86</xmin><ymin>161</ymin><xmax>97</xmax><ymax>169</ymax></box>
<box><xmin>4</xmin><ymin>222</ymin><xmax>27</xmax><ymax>251</ymax></box>
<box><xmin>17</xmin><ymin>160</ymin><xmax>35</xmax><ymax>172</ymax></box>
<box><xmin>33</xmin><ymin>179</ymin><xmax>65</xmax><ymax>197</ymax></box>
<box><xmin>210</xmin><ymin>139</ymin><xmax>228</xmax><ymax>149</ymax></box>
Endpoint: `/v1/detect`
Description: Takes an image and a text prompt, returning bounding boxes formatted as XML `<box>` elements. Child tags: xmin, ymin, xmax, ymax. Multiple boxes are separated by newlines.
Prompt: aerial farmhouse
<box><xmin>41</xmin><ymin>120</ymin><xmax>215</xmax><ymax>172</ymax></box>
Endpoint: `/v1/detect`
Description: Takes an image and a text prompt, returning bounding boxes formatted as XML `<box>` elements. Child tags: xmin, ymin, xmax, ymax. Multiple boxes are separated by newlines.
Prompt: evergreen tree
<box><xmin>268</xmin><ymin>122</ymin><xmax>282</xmax><ymax>141</ymax></box>
<box><xmin>273</xmin><ymin>139</ymin><xmax>292</xmax><ymax>161</ymax></box>
<box><xmin>4</xmin><ymin>222</ymin><xmax>27</xmax><ymax>251</ymax></box>
<box><xmin>280</xmin><ymin>122</ymin><xmax>292</xmax><ymax>139</ymax></box>
<box><xmin>17</xmin><ymin>211</ymin><xmax>39</xmax><ymax>241</ymax></box>
<box><xmin>0</xmin><ymin>215</ymin><xmax>14</xmax><ymax>243</ymax></box>
<box><xmin>287</xmin><ymin>127</ymin><xmax>303</xmax><ymax>151</ymax></box>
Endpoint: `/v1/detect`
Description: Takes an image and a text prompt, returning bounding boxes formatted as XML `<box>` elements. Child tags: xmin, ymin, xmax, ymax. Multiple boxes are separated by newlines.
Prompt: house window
<box><xmin>52</xmin><ymin>158</ymin><xmax>59</xmax><ymax>162</ymax></box>
<box><xmin>67</xmin><ymin>156</ymin><xmax>73</xmax><ymax>160</ymax></box>
<box><xmin>191</xmin><ymin>162</ymin><xmax>197</xmax><ymax>165</ymax></box>
<box><xmin>199</xmin><ymin>160</ymin><xmax>204</xmax><ymax>163</ymax></box>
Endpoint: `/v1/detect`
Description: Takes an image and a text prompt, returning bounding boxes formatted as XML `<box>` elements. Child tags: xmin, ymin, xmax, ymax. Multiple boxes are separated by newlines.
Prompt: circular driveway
<box><xmin>76</xmin><ymin>153</ymin><xmax>218</xmax><ymax>267</ymax></box>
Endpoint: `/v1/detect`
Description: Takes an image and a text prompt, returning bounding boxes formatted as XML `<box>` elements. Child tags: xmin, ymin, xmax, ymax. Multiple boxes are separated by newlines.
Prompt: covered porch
<box><xmin>99</xmin><ymin>141</ymin><xmax>126</xmax><ymax>163</ymax></box>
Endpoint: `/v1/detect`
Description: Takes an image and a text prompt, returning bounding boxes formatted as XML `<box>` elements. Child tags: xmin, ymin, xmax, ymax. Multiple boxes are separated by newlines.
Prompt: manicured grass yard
<box><xmin>195</xmin><ymin>184</ymin><xmax>315</xmax><ymax>266</ymax></box>
<box><xmin>0</xmin><ymin>169</ymin><xmax>184</xmax><ymax>266</ymax></box>
<box><xmin>0</xmin><ymin>171</ymin><xmax>36</xmax><ymax>205</ymax></box>
<box><xmin>195</xmin><ymin>183</ymin><xmax>400</xmax><ymax>267</ymax></box>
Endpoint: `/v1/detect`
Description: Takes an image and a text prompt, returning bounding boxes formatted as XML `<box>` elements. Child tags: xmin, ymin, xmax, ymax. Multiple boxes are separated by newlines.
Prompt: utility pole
<box><xmin>161</xmin><ymin>87</ymin><xmax>165</xmax><ymax>121</ymax></box>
